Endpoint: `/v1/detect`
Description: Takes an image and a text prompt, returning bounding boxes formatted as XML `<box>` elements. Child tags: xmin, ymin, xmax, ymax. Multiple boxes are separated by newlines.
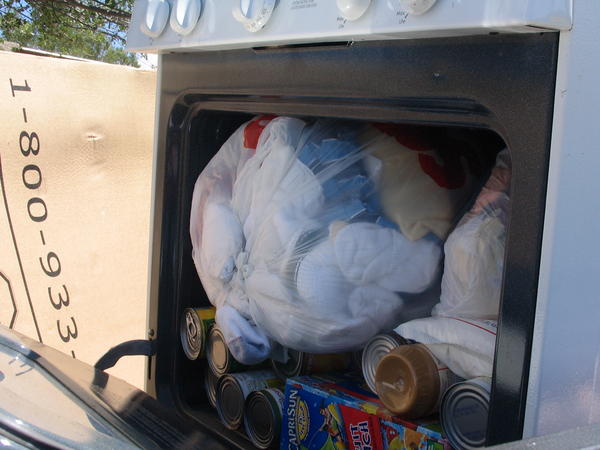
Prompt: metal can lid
<box><xmin>216</xmin><ymin>374</ymin><xmax>244</xmax><ymax>430</ymax></box>
<box><xmin>362</xmin><ymin>332</ymin><xmax>407</xmax><ymax>393</ymax></box>
<box><xmin>441</xmin><ymin>378</ymin><xmax>491</xmax><ymax>449</ymax></box>
<box><xmin>180</xmin><ymin>308</ymin><xmax>202</xmax><ymax>360</ymax></box>
<box><xmin>271</xmin><ymin>349</ymin><xmax>302</xmax><ymax>379</ymax></box>
<box><xmin>207</xmin><ymin>326</ymin><xmax>229</xmax><ymax>376</ymax></box>
<box><xmin>375</xmin><ymin>343</ymin><xmax>440</xmax><ymax>418</ymax></box>
<box><xmin>204</xmin><ymin>365</ymin><xmax>219</xmax><ymax>409</ymax></box>
<box><xmin>244</xmin><ymin>389</ymin><xmax>283</xmax><ymax>449</ymax></box>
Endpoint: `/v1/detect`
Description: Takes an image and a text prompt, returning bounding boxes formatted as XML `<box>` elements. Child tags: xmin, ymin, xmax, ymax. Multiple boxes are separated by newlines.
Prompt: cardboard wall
<box><xmin>0</xmin><ymin>51</ymin><xmax>156</xmax><ymax>389</ymax></box>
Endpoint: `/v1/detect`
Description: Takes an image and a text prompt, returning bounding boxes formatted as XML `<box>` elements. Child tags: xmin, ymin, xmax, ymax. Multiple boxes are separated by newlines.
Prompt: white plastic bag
<box><xmin>395</xmin><ymin>316</ymin><xmax>497</xmax><ymax>379</ymax></box>
<box><xmin>190</xmin><ymin>116</ymin><xmax>479</xmax><ymax>363</ymax></box>
<box><xmin>433</xmin><ymin>149</ymin><xmax>511</xmax><ymax>320</ymax></box>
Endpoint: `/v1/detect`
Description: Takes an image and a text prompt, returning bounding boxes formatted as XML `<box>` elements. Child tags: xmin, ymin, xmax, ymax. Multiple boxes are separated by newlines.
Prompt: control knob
<box><xmin>400</xmin><ymin>0</ymin><xmax>437</xmax><ymax>15</ymax></box>
<box><xmin>140</xmin><ymin>0</ymin><xmax>170</xmax><ymax>38</ymax></box>
<box><xmin>233</xmin><ymin>0</ymin><xmax>277</xmax><ymax>32</ymax></box>
<box><xmin>170</xmin><ymin>0</ymin><xmax>203</xmax><ymax>35</ymax></box>
<box><xmin>336</xmin><ymin>0</ymin><xmax>371</xmax><ymax>21</ymax></box>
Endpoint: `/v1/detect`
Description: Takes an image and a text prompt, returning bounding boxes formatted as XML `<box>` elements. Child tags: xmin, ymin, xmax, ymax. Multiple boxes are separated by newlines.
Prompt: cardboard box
<box><xmin>281</xmin><ymin>374</ymin><xmax>450</xmax><ymax>449</ymax></box>
<box><xmin>0</xmin><ymin>50</ymin><xmax>156</xmax><ymax>389</ymax></box>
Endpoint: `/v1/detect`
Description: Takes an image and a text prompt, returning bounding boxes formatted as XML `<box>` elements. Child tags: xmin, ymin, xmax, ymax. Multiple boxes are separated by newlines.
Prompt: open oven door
<box><xmin>0</xmin><ymin>324</ymin><xmax>230</xmax><ymax>449</ymax></box>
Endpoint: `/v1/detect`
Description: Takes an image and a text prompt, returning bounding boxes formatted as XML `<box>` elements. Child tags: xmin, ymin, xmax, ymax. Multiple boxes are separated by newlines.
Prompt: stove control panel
<box><xmin>128</xmin><ymin>0</ymin><xmax>572</xmax><ymax>53</ymax></box>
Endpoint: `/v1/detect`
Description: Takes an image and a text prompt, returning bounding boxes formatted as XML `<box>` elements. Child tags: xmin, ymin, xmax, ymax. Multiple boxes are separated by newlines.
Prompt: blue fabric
<box><xmin>297</xmin><ymin>134</ymin><xmax>397</xmax><ymax>229</ymax></box>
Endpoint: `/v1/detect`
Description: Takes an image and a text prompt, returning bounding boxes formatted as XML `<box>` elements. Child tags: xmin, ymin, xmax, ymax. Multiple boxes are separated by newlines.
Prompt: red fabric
<box><xmin>373</xmin><ymin>123</ymin><xmax>467</xmax><ymax>189</ymax></box>
<box><xmin>418</xmin><ymin>153</ymin><xmax>466</xmax><ymax>189</ymax></box>
<box><xmin>243</xmin><ymin>115</ymin><xmax>277</xmax><ymax>151</ymax></box>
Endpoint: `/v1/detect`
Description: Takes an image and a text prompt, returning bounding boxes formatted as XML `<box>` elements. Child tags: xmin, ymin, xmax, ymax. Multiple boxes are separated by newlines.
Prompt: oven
<box><xmin>125</xmin><ymin>0</ymin><xmax>600</xmax><ymax>447</ymax></box>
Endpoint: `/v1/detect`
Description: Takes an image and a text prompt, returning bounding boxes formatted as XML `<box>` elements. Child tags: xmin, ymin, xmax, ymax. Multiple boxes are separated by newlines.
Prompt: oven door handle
<box><xmin>95</xmin><ymin>339</ymin><xmax>157</xmax><ymax>372</ymax></box>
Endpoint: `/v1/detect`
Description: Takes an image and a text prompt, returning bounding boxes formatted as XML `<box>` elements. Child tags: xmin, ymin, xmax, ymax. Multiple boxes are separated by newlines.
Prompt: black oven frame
<box><xmin>148</xmin><ymin>32</ymin><xmax>559</xmax><ymax>447</ymax></box>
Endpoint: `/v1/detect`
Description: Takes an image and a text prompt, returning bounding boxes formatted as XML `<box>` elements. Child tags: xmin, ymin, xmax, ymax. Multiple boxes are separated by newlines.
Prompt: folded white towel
<box><xmin>347</xmin><ymin>285</ymin><xmax>405</xmax><ymax>335</ymax></box>
<box><xmin>333</xmin><ymin>222</ymin><xmax>442</xmax><ymax>294</ymax></box>
<box><xmin>292</xmin><ymin>237</ymin><xmax>406</xmax><ymax>351</ymax></box>
<box><xmin>296</xmin><ymin>239</ymin><xmax>353</xmax><ymax>315</ymax></box>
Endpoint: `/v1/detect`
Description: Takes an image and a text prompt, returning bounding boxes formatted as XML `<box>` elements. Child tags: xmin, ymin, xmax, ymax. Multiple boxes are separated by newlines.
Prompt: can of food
<box><xmin>204</xmin><ymin>365</ymin><xmax>219</xmax><ymax>409</ymax></box>
<box><xmin>244</xmin><ymin>388</ymin><xmax>285</xmax><ymax>449</ymax></box>
<box><xmin>375</xmin><ymin>343</ymin><xmax>462</xmax><ymax>419</ymax></box>
<box><xmin>180</xmin><ymin>307</ymin><xmax>215</xmax><ymax>360</ymax></box>
<box><xmin>441</xmin><ymin>377</ymin><xmax>491</xmax><ymax>450</ymax></box>
<box><xmin>206</xmin><ymin>326</ymin><xmax>250</xmax><ymax>376</ymax></box>
<box><xmin>271</xmin><ymin>349</ymin><xmax>352</xmax><ymax>380</ymax></box>
<box><xmin>216</xmin><ymin>370</ymin><xmax>283</xmax><ymax>430</ymax></box>
<box><xmin>361</xmin><ymin>332</ymin><xmax>408</xmax><ymax>393</ymax></box>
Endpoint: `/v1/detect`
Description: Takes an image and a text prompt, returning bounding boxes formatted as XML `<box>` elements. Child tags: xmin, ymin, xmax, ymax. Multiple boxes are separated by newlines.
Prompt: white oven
<box><xmin>126</xmin><ymin>0</ymin><xmax>600</xmax><ymax>447</ymax></box>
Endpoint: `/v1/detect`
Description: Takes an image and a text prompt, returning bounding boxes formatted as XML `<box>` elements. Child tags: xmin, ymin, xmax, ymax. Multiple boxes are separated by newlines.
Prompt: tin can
<box><xmin>204</xmin><ymin>365</ymin><xmax>219</xmax><ymax>409</ymax></box>
<box><xmin>206</xmin><ymin>326</ymin><xmax>250</xmax><ymax>376</ymax></box>
<box><xmin>375</xmin><ymin>343</ymin><xmax>462</xmax><ymax>419</ymax></box>
<box><xmin>216</xmin><ymin>370</ymin><xmax>283</xmax><ymax>430</ymax></box>
<box><xmin>441</xmin><ymin>377</ymin><xmax>491</xmax><ymax>450</ymax></box>
<box><xmin>271</xmin><ymin>349</ymin><xmax>352</xmax><ymax>380</ymax></box>
<box><xmin>244</xmin><ymin>388</ymin><xmax>285</xmax><ymax>449</ymax></box>
<box><xmin>361</xmin><ymin>331</ymin><xmax>408</xmax><ymax>393</ymax></box>
<box><xmin>180</xmin><ymin>307</ymin><xmax>215</xmax><ymax>360</ymax></box>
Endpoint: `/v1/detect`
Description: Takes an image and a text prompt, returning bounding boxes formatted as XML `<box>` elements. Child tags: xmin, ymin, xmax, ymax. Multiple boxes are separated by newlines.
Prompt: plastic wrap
<box><xmin>433</xmin><ymin>149</ymin><xmax>511</xmax><ymax>320</ymax></box>
<box><xmin>190</xmin><ymin>116</ymin><xmax>479</xmax><ymax>363</ymax></box>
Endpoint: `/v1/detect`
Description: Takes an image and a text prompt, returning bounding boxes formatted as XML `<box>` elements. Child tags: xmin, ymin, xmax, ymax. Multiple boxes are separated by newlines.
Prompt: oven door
<box><xmin>147</xmin><ymin>33</ymin><xmax>558</xmax><ymax>447</ymax></box>
<box><xmin>0</xmin><ymin>325</ymin><xmax>225</xmax><ymax>449</ymax></box>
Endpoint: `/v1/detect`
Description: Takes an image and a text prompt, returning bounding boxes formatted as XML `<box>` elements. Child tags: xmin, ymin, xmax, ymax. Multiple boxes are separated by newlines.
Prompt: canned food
<box><xmin>244</xmin><ymin>388</ymin><xmax>285</xmax><ymax>449</ymax></box>
<box><xmin>216</xmin><ymin>370</ymin><xmax>282</xmax><ymax>430</ymax></box>
<box><xmin>271</xmin><ymin>349</ymin><xmax>352</xmax><ymax>380</ymax></box>
<box><xmin>375</xmin><ymin>343</ymin><xmax>462</xmax><ymax>418</ymax></box>
<box><xmin>204</xmin><ymin>365</ymin><xmax>219</xmax><ymax>408</ymax></box>
<box><xmin>206</xmin><ymin>326</ymin><xmax>251</xmax><ymax>376</ymax></box>
<box><xmin>361</xmin><ymin>332</ymin><xmax>408</xmax><ymax>393</ymax></box>
<box><xmin>441</xmin><ymin>377</ymin><xmax>491</xmax><ymax>450</ymax></box>
<box><xmin>180</xmin><ymin>307</ymin><xmax>215</xmax><ymax>360</ymax></box>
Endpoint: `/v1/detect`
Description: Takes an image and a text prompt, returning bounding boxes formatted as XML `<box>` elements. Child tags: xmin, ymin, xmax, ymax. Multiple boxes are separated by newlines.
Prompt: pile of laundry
<box><xmin>190</xmin><ymin>115</ymin><xmax>509</xmax><ymax>372</ymax></box>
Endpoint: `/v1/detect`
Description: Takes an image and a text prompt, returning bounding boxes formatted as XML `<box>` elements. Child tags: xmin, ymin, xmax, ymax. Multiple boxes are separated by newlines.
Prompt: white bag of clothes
<box><xmin>432</xmin><ymin>149</ymin><xmax>511</xmax><ymax>320</ymax></box>
<box><xmin>190</xmin><ymin>116</ymin><xmax>479</xmax><ymax>364</ymax></box>
<box><xmin>395</xmin><ymin>316</ymin><xmax>497</xmax><ymax>379</ymax></box>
